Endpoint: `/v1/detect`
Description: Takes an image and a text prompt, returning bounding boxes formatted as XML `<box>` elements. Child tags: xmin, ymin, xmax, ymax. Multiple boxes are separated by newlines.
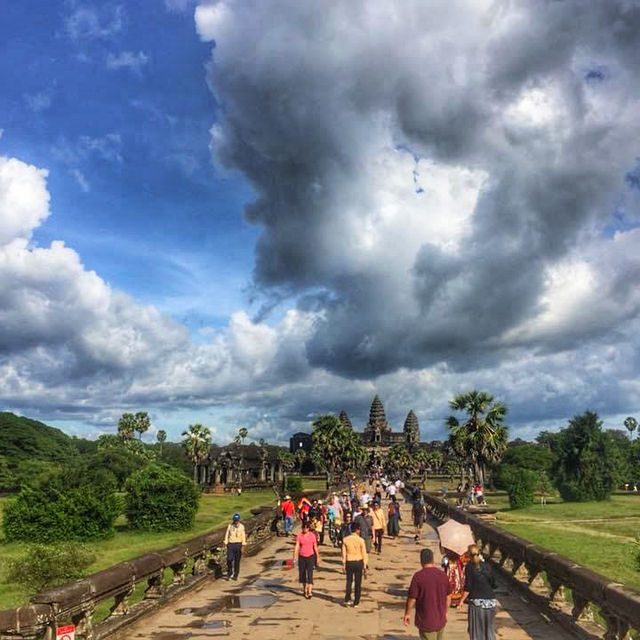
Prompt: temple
<box><xmin>340</xmin><ymin>395</ymin><xmax>426</xmax><ymax>467</ymax></box>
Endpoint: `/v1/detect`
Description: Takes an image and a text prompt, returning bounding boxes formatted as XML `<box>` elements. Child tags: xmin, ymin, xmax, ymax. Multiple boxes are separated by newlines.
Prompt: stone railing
<box><xmin>0</xmin><ymin>491</ymin><xmax>325</xmax><ymax>640</ymax></box>
<box><xmin>419</xmin><ymin>489</ymin><xmax>640</xmax><ymax>640</ymax></box>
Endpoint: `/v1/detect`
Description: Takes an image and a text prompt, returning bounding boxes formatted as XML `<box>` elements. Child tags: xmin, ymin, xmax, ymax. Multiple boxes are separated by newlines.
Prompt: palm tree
<box><xmin>446</xmin><ymin>390</ymin><xmax>508</xmax><ymax>485</ymax></box>
<box><xmin>117</xmin><ymin>413</ymin><xmax>136</xmax><ymax>442</ymax></box>
<box><xmin>624</xmin><ymin>416</ymin><xmax>638</xmax><ymax>440</ymax></box>
<box><xmin>294</xmin><ymin>447</ymin><xmax>307</xmax><ymax>472</ymax></box>
<box><xmin>311</xmin><ymin>414</ymin><xmax>366</xmax><ymax>488</ymax></box>
<box><xmin>134</xmin><ymin>412</ymin><xmax>151</xmax><ymax>440</ymax></box>
<box><xmin>156</xmin><ymin>429</ymin><xmax>167</xmax><ymax>457</ymax></box>
<box><xmin>181</xmin><ymin>424</ymin><xmax>212</xmax><ymax>484</ymax></box>
<box><xmin>386</xmin><ymin>444</ymin><xmax>417</xmax><ymax>478</ymax></box>
<box><xmin>238</xmin><ymin>427</ymin><xmax>248</xmax><ymax>445</ymax></box>
<box><xmin>278</xmin><ymin>450</ymin><xmax>295</xmax><ymax>472</ymax></box>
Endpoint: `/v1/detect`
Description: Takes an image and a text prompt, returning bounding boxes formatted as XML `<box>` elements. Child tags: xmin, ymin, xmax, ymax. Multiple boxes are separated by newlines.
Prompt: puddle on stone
<box><xmin>223</xmin><ymin>594</ymin><xmax>278</xmax><ymax>609</ymax></box>
<box><xmin>385</xmin><ymin>587</ymin><xmax>408</xmax><ymax>597</ymax></box>
<box><xmin>175</xmin><ymin>605</ymin><xmax>221</xmax><ymax>617</ymax></box>
<box><xmin>187</xmin><ymin>619</ymin><xmax>232</xmax><ymax>629</ymax></box>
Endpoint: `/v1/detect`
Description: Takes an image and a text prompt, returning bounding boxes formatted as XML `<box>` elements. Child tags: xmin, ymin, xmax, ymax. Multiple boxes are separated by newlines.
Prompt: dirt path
<box><xmin>126</xmin><ymin>499</ymin><xmax>575</xmax><ymax>640</ymax></box>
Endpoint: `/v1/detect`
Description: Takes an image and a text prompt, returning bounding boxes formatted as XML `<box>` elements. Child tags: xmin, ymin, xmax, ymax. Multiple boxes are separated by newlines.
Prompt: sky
<box><xmin>1</xmin><ymin>0</ymin><xmax>640</xmax><ymax>446</ymax></box>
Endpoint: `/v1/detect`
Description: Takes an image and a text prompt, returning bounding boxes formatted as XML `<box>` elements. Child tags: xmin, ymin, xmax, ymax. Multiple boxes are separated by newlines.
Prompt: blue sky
<box><xmin>1</xmin><ymin>0</ymin><xmax>640</xmax><ymax>445</ymax></box>
<box><xmin>0</xmin><ymin>0</ymin><xmax>256</xmax><ymax>333</ymax></box>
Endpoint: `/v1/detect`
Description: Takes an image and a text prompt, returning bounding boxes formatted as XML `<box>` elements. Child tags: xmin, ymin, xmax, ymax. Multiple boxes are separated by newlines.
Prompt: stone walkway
<box><xmin>127</xmin><ymin>500</ymin><xmax>575</xmax><ymax>640</ymax></box>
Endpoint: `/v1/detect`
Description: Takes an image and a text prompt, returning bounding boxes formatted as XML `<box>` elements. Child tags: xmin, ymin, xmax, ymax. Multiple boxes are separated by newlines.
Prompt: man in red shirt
<box><xmin>404</xmin><ymin>548</ymin><xmax>452</xmax><ymax>639</ymax></box>
<box><xmin>281</xmin><ymin>495</ymin><xmax>295</xmax><ymax>536</ymax></box>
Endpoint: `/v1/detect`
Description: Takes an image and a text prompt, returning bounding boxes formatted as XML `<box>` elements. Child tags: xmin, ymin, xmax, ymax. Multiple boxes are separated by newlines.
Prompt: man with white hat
<box><xmin>223</xmin><ymin>512</ymin><xmax>246</xmax><ymax>580</ymax></box>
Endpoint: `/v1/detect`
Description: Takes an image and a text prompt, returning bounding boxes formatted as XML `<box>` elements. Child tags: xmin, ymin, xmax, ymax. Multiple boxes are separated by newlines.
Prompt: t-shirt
<box><xmin>296</xmin><ymin>531</ymin><xmax>317</xmax><ymax>558</ymax></box>
<box><xmin>281</xmin><ymin>500</ymin><xmax>295</xmax><ymax>517</ymax></box>
<box><xmin>408</xmin><ymin>567</ymin><xmax>451</xmax><ymax>632</ymax></box>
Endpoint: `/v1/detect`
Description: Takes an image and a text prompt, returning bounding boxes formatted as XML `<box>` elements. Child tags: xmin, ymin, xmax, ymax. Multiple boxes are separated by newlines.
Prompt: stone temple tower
<box><xmin>364</xmin><ymin>395</ymin><xmax>391</xmax><ymax>444</ymax></box>
<box><xmin>403</xmin><ymin>410</ymin><xmax>420</xmax><ymax>448</ymax></box>
<box><xmin>339</xmin><ymin>409</ymin><xmax>353</xmax><ymax>430</ymax></box>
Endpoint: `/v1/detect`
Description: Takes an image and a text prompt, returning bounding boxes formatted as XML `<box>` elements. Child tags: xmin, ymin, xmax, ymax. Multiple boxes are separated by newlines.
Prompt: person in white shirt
<box><xmin>388</xmin><ymin>483</ymin><xmax>397</xmax><ymax>498</ymax></box>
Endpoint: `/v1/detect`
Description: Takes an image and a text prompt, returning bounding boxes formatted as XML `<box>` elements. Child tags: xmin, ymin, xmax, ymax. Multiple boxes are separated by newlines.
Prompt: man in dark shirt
<box><xmin>404</xmin><ymin>548</ymin><xmax>452</xmax><ymax>639</ymax></box>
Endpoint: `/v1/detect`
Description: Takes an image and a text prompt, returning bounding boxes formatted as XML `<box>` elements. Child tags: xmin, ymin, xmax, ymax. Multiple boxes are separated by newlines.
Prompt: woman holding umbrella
<box><xmin>437</xmin><ymin>519</ymin><xmax>475</xmax><ymax>608</ymax></box>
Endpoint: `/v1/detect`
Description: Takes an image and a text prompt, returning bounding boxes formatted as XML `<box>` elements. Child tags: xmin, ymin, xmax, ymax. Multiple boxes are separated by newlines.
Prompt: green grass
<box><xmin>0</xmin><ymin>489</ymin><xmax>276</xmax><ymax>610</ymax></box>
<box><xmin>481</xmin><ymin>494</ymin><xmax>640</xmax><ymax>591</ymax></box>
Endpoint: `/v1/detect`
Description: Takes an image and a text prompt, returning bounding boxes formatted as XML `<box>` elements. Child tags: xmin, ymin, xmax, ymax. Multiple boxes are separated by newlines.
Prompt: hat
<box><xmin>318</xmin><ymin>500</ymin><xmax>323</xmax><ymax>504</ymax></box>
<box><xmin>233</xmin><ymin>513</ymin><xmax>240</xmax><ymax>521</ymax></box>
<box><xmin>285</xmin><ymin>495</ymin><xmax>291</xmax><ymax>499</ymax></box>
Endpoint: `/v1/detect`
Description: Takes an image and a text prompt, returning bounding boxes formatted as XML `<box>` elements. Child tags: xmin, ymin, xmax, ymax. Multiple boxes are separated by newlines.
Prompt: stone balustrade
<box><xmin>419</xmin><ymin>489</ymin><xmax>640</xmax><ymax>640</ymax></box>
<box><xmin>0</xmin><ymin>493</ymin><xmax>325</xmax><ymax>640</ymax></box>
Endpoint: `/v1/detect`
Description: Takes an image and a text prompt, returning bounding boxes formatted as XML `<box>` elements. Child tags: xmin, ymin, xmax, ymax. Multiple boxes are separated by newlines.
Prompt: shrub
<box><xmin>2</xmin><ymin>466</ymin><xmax>122</xmax><ymax>543</ymax></box>
<box><xmin>285</xmin><ymin>475</ymin><xmax>303</xmax><ymax>493</ymax></box>
<box><xmin>7</xmin><ymin>542</ymin><xmax>95</xmax><ymax>593</ymax></box>
<box><xmin>552</xmin><ymin>411</ymin><xmax>618</xmax><ymax>502</ymax></box>
<box><xmin>125</xmin><ymin>463</ymin><xmax>200</xmax><ymax>532</ymax></box>
<box><xmin>500</xmin><ymin>466</ymin><xmax>537</xmax><ymax>509</ymax></box>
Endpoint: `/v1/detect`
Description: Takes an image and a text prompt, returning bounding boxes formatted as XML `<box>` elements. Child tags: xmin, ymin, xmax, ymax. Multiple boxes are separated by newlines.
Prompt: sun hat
<box><xmin>233</xmin><ymin>513</ymin><xmax>240</xmax><ymax>521</ymax></box>
<box><xmin>285</xmin><ymin>495</ymin><xmax>291</xmax><ymax>499</ymax></box>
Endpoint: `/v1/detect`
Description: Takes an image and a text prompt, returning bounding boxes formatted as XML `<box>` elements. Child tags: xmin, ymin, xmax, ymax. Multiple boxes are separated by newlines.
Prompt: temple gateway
<box><xmin>339</xmin><ymin>395</ymin><xmax>424</xmax><ymax>468</ymax></box>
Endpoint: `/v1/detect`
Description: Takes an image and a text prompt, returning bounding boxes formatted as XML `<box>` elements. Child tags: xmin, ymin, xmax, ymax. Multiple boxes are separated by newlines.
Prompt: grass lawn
<box><xmin>482</xmin><ymin>494</ymin><xmax>640</xmax><ymax>591</ymax></box>
<box><xmin>0</xmin><ymin>489</ymin><xmax>276</xmax><ymax>610</ymax></box>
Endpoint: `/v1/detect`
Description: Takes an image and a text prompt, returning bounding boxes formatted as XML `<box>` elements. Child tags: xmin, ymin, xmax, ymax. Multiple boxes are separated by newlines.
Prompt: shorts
<box><xmin>419</xmin><ymin>628</ymin><xmax>445</xmax><ymax>640</ymax></box>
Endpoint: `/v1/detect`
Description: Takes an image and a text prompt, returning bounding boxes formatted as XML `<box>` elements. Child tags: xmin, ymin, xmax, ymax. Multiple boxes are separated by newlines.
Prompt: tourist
<box><xmin>297</xmin><ymin>495</ymin><xmax>311</xmax><ymax>524</ymax></box>
<box><xmin>223</xmin><ymin>513</ymin><xmax>246</xmax><ymax>580</ymax></box>
<box><xmin>441</xmin><ymin>549</ymin><xmax>467</xmax><ymax>608</ymax></box>
<box><xmin>475</xmin><ymin>484</ymin><xmax>485</xmax><ymax>506</ymax></box>
<box><xmin>361</xmin><ymin>489</ymin><xmax>371</xmax><ymax>506</ymax></box>
<box><xmin>412</xmin><ymin>493</ymin><xmax>427</xmax><ymax>543</ymax></box>
<box><xmin>374</xmin><ymin>483</ymin><xmax>382</xmax><ymax>504</ymax></box>
<box><xmin>460</xmin><ymin>544</ymin><xmax>497</xmax><ymax>640</ymax></box>
<box><xmin>387</xmin><ymin>495</ymin><xmax>401</xmax><ymax>538</ymax></box>
<box><xmin>404</xmin><ymin>547</ymin><xmax>452</xmax><ymax>639</ymax></box>
<box><xmin>388</xmin><ymin>481</ymin><xmax>397</xmax><ymax>499</ymax></box>
<box><xmin>293</xmin><ymin>520</ymin><xmax>320</xmax><ymax>599</ymax></box>
<box><xmin>354</xmin><ymin>504</ymin><xmax>373</xmax><ymax>553</ymax></box>
<box><xmin>339</xmin><ymin>511</ymin><xmax>353</xmax><ymax>546</ymax></box>
<box><xmin>342</xmin><ymin>520</ymin><xmax>368</xmax><ymax>607</ymax></box>
<box><xmin>371</xmin><ymin>500</ymin><xmax>386</xmax><ymax>553</ymax></box>
<box><xmin>281</xmin><ymin>494</ymin><xmax>295</xmax><ymax>536</ymax></box>
<box><xmin>308</xmin><ymin>498</ymin><xmax>324</xmax><ymax>544</ymax></box>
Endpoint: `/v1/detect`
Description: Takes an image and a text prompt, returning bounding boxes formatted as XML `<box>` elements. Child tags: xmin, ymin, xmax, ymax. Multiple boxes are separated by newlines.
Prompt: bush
<box><xmin>2</xmin><ymin>466</ymin><xmax>122</xmax><ymax>543</ymax></box>
<box><xmin>552</xmin><ymin>411</ymin><xmax>618</xmax><ymax>502</ymax></box>
<box><xmin>125</xmin><ymin>463</ymin><xmax>200</xmax><ymax>532</ymax></box>
<box><xmin>285</xmin><ymin>475</ymin><xmax>303</xmax><ymax>493</ymax></box>
<box><xmin>500</xmin><ymin>466</ymin><xmax>537</xmax><ymax>509</ymax></box>
<box><xmin>7</xmin><ymin>542</ymin><xmax>95</xmax><ymax>593</ymax></box>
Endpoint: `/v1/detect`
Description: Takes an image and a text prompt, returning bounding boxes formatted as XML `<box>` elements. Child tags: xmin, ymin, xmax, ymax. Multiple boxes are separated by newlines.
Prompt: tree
<box><xmin>551</xmin><ymin>411</ymin><xmax>619</xmax><ymax>502</ymax></box>
<box><xmin>413</xmin><ymin>448</ymin><xmax>432</xmax><ymax>486</ymax></box>
<box><xmin>294</xmin><ymin>447</ymin><xmax>307</xmax><ymax>472</ymax></box>
<box><xmin>311</xmin><ymin>414</ymin><xmax>366</xmax><ymax>487</ymax></box>
<box><xmin>446</xmin><ymin>390</ymin><xmax>508</xmax><ymax>485</ymax></box>
<box><xmin>237</xmin><ymin>427</ymin><xmax>248</xmax><ymax>445</ymax></box>
<box><xmin>181</xmin><ymin>424</ymin><xmax>212</xmax><ymax>484</ymax></box>
<box><xmin>117</xmin><ymin>413</ymin><xmax>137</xmax><ymax>442</ymax></box>
<box><xmin>278</xmin><ymin>450</ymin><xmax>295</xmax><ymax>472</ymax></box>
<box><xmin>134</xmin><ymin>412</ymin><xmax>151</xmax><ymax>440</ymax></box>
<box><xmin>156</xmin><ymin>430</ymin><xmax>167</xmax><ymax>457</ymax></box>
<box><xmin>501</xmin><ymin>467</ymin><xmax>537</xmax><ymax>509</ymax></box>
<box><xmin>624</xmin><ymin>416</ymin><xmax>638</xmax><ymax>440</ymax></box>
<box><xmin>386</xmin><ymin>444</ymin><xmax>417</xmax><ymax>478</ymax></box>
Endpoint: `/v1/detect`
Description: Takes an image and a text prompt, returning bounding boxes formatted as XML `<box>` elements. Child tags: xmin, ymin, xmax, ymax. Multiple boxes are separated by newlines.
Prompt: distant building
<box><xmin>290</xmin><ymin>431</ymin><xmax>313</xmax><ymax>454</ymax></box>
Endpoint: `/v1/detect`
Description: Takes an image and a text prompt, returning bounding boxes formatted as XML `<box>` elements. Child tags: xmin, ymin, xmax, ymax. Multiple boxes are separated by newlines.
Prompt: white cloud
<box><xmin>65</xmin><ymin>4</ymin><xmax>124</xmax><ymax>41</ymax></box>
<box><xmin>24</xmin><ymin>92</ymin><xmax>52</xmax><ymax>113</ymax></box>
<box><xmin>106</xmin><ymin>51</ymin><xmax>149</xmax><ymax>74</ymax></box>
<box><xmin>69</xmin><ymin>169</ymin><xmax>90</xmax><ymax>192</ymax></box>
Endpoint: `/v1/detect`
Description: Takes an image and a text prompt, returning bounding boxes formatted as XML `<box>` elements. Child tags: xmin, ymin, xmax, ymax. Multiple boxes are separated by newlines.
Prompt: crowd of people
<box><xmin>221</xmin><ymin>475</ymin><xmax>497</xmax><ymax>640</ymax></box>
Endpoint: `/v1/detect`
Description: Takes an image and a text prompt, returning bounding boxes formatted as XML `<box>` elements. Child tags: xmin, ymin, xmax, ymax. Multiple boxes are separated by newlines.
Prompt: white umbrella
<box><xmin>437</xmin><ymin>519</ymin><xmax>475</xmax><ymax>556</ymax></box>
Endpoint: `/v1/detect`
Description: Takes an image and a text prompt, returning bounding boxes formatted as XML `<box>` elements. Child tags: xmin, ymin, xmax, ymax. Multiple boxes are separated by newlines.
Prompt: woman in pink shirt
<box><xmin>293</xmin><ymin>520</ymin><xmax>320</xmax><ymax>598</ymax></box>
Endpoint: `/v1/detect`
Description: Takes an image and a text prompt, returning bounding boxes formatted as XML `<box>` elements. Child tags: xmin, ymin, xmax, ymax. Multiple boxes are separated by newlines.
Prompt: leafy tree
<box><xmin>90</xmin><ymin>448</ymin><xmax>141</xmax><ymax>491</ymax></box>
<box><xmin>624</xmin><ymin>416</ymin><xmax>638</xmax><ymax>440</ymax></box>
<box><xmin>500</xmin><ymin>467</ymin><xmax>537</xmax><ymax>509</ymax></box>
<box><xmin>536</xmin><ymin>430</ymin><xmax>561</xmax><ymax>449</ymax></box>
<box><xmin>0</xmin><ymin>456</ymin><xmax>18</xmax><ymax>493</ymax></box>
<box><xmin>117</xmin><ymin>413</ymin><xmax>137</xmax><ymax>442</ymax></box>
<box><xmin>156</xmin><ymin>429</ymin><xmax>167</xmax><ymax>457</ymax></box>
<box><xmin>125</xmin><ymin>463</ymin><xmax>200</xmax><ymax>532</ymax></box>
<box><xmin>285</xmin><ymin>475</ymin><xmax>303</xmax><ymax>493</ymax></box>
<box><xmin>13</xmin><ymin>459</ymin><xmax>61</xmax><ymax>490</ymax></box>
<box><xmin>412</xmin><ymin>448</ymin><xmax>432</xmax><ymax>485</ymax></box>
<box><xmin>134</xmin><ymin>412</ymin><xmax>151</xmax><ymax>440</ymax></box>
<box><xmin>2</xmin><ymin>464</ymin><xmax>122</xmax><ymax>542</ymax></box>
<box><xmin>311</xmin><ymin>414</ymin><xmax>366</xmax><ymax>487</ymax></box>
<box><xmin>237</xmin><ymin>427</ymin><xmax>249</xmax><ymax>445</ymax></box>
<box><xmin>386</xmin><ymin>444</ymin><xmax>417</xmax><ymax>477</ymax></box>
<box><xmin>551</xmin><ymin>411</ymin><xmax>619</xmax><ymax>502</ymax></box>
<box><xmin>446</xmin><ymin>390</ymin><xmax>508</xmax><ymax>485</ymax></box>
<box><xmin>294</xmin><ymin>447</ymin><xmax>307</xmax><ymax>472</ymax></box>
<box><xmin>7</xmin><ymin>543</ymin><xmax>95</xmax><ymax>593</ymax></box>
<box><xmin>501</xmin><ymin>443</ymin><xmax>555</xmax><ymax>473</ymax></box>
<box><xmin>181</xmin><ymin>424</ymin><xmax>211</xmax><ymax>484</ymax></box>
<box><xmin>278</xmin><ymin>450</ymin><xmax>295</xmax><ymax>472</ymax></box>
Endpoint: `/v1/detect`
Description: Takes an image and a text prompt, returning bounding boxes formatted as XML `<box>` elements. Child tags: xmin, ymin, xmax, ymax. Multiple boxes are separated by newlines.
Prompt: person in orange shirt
<box><xmin>371</xmin><ymin>501</ymin><xmax>387</xmax><ymax>554</ymax></box>
<box><xmin>341</xmin><ymin>520</ymin><xmax>368</xmax><ymax>607</ymax></box>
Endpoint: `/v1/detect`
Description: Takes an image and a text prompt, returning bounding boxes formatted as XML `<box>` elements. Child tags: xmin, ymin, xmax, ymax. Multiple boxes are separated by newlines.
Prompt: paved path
<box><xmin>127</xmin><ymin>499</ymin><xmax>575</xmax><ymax>640</ymax></box>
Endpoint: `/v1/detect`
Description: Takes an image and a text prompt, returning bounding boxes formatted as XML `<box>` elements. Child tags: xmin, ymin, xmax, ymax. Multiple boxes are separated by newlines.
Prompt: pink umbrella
<box><xmin>437</xmin><ymin>519</ymin><xmax>475</xmax><ymax>556</ymax></box>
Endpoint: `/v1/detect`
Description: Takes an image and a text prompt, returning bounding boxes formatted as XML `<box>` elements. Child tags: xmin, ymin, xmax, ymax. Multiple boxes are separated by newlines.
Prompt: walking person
<box><xmin>342</xmin><ymin>521</ymin><xmax>368</xmax><ymax>607</ymax></box>
<box><xmin>459</xmin><ymin>544</ymin><xmax>497</xmax><ymax>640</ymax></box>
<box><xmin>354</xmin><ymin>504</ymin><xmax>373</xmax><ymax>553</ymax></box>
<box><xmin>339</xmin><ymin>511</ymin><xmax>353</xmax><ymax>547</ymax></box>
<box><xmin>412</xmin><ymin>494</ymin><xmax>427</xmax><ymax>543</ymax></box>
<box><xmin>404</xmin><ymin>548</ymin><xmax>452</xmax><ymax>639</ymax></box>
<box><xmin>387</xmin><ymin>495</ymin><xmax>401</xmax><ymax>538</ymax></box>
<box><xmin>293</xmin><ymin>520</ymin><xmax>320</xmax><ymax>599</ymax></box>
<box><xmin>371</xmin><ymin>501</ymin><xmax>386</xmax><ymax>554</ymax></box>
<box><xmin>223</xmin><ymin>513</ymin><xmax>246</xmax><ymax>580</ymax></box>
<box><xmin>281</xmin><ymin>494</ymin><xmax>295</xmax><ymax>536</ymax></box>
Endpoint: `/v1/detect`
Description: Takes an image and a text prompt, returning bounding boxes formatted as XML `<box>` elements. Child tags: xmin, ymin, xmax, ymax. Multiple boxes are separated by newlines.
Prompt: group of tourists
<box><xmin>222</xmin><ymin>476</ymin><xmax>497</xmax><ymax>640</ymax></box>
<box><xmin>456</xmin><ymin>481</ymin><xmax>486</xmax><ymax>507</ymax></box>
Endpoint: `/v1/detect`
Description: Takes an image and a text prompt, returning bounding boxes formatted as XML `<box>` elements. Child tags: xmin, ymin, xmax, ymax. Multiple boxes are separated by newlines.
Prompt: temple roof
<box><xmin>403</xmin><ymin>409</ymin><xmax>419</xmax><ymax>433</ymax></box>
<box><xmin>339</xmin><ymin>409</ymin><xmax>353</xmax><ymax>430</ymax></box>
<box><xmin>366</xmin><ymin>395</ymin><xmax>390</xmax><ymax>431</ymax></box>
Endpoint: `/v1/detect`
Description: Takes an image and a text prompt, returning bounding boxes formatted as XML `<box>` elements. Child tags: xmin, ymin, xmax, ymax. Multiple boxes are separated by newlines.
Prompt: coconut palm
<box><xmin>134</xmin><ymin>412</ymin><xmax>151</xmax><ymax>440</ymax></box>
<box><xmin>156</xmin><ymin>429</ymin><xmax>167</xmax><ymax>457</ymax></box>
<box><xmin>386</xmin><ymin>444</ymin><xmax>417</xmax><ymax>478</ymax></box>
<box><xmin>446</xmin><ymin>390</ymin><xmax>508</xmax><ymax>485</ymax></box>
<box><xmin>278</xmin><ymin>450</ymin><xmax>295</xmax><ymax>472</ymax></box>
<box><xmin>181</xmin><ymin>424</ymin><xmax>212</xmax><ymax>484</ymax></box>
<box><xmin>238</xmin><ymin>427</ymin><xmax>248</xmax><ymax>445</ymax></box>
<box><xmin>117</xmin><ymin>413</ymin><xmax>136</xmax><ymax>442</ymax></box>
<box><xmin>624</xmin><ymin>416</ymin><xmax>638</xmax><ymax>440</ymax></box>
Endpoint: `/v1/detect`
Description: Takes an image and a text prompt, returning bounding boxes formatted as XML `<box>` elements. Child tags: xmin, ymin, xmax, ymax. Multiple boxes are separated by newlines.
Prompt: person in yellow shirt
<box><xmin>341</xmin><ymin>521</ymin><xmax>368</xmax><ymax>607</ymax></box>
<box><xmin>371</xmin><ymin>501</ymin><xmax>387</xmax><ymax>554</ymax></box>
<box><xmin>223</xmin><ymin>513</ymin><xmax>246</xmax><ymax>580</ymax></box>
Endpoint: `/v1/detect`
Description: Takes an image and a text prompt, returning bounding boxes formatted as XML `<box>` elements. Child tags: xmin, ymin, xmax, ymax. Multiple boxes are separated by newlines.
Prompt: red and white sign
<box><xmin>56</xmin><ymin>625</ymin><xmax>75</xmax><ymax>640</ymax></box>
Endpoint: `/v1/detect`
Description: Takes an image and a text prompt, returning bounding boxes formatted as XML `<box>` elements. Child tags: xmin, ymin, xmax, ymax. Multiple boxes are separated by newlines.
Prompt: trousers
<box><xmin>226</xmin><ymin>542</ymin><xmax>242</xmax><ymax>578</ymax></box>
<box><xmin>345</xmin><ymin>560</ymin><xmax>364</xmax><ymax>604</ymax></box>
<box><xmin>374</xmin><ymin>528</ymin><xmax>383</xmax><ymax>553</ymax></box>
